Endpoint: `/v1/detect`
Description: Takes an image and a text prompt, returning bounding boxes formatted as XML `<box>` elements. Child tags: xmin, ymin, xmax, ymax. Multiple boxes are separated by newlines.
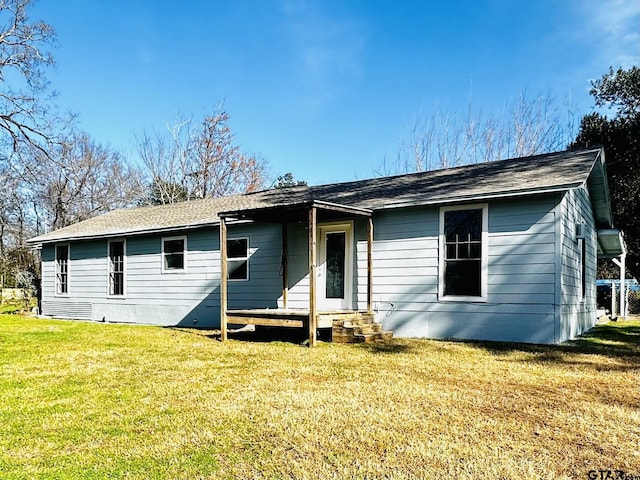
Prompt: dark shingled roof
<box><xmin>28</xmin><ymin>147</ymin><xmax>606</xmax><ymax>244</ymax></box>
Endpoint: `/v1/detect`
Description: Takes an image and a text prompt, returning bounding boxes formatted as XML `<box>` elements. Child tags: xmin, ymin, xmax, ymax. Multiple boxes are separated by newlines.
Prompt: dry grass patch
<box><xmin>0</xmin><ymin>315</ymin><xmax>638</xmax><ymax>479</ymax></box>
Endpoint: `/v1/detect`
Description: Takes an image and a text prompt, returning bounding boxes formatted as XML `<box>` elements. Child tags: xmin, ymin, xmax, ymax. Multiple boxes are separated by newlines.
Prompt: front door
<box><xmin>317</xmin><ymin>222</ymin><xmax>353</xmax><ymax>310</ymax></box>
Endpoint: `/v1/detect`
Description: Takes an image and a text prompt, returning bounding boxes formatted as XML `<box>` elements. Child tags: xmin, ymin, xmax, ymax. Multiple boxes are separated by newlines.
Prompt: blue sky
<box><xmin>32</xmin><ymin>0</ymin><xmax>639</xmax><ymax>186</ymax></box>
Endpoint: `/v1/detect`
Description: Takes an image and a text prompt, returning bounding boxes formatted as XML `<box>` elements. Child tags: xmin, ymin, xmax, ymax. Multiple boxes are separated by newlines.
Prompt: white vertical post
<box><xmin>620</xmin><ymin>252</ymin><xmax>627</xmax><ymax>318</ymax></box>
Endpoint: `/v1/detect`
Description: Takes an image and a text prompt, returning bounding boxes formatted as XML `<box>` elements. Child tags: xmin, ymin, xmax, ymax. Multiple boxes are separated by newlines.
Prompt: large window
<box><xmin>162</xmin><ymin>236</ymin><xmax>186</xmax><ymax>272</ymax></box>
<box><xmin>440</xmin><ymin>205</ymin><xmax>487</xmax><ymax>300</ymax></box>
<box><xmin>109</xmin><ymin>240</ymin><xmax>125</xmax><ymax>296</ymax></box>
<box><xmin>227</xmin><ymin>238</ymin><xmax>249</xmax><ymax>281</ymax></box>
<box><xmin>55</xmin><ymin>244</ymin><xmax>69</xmax><ymax>295</ymax></box>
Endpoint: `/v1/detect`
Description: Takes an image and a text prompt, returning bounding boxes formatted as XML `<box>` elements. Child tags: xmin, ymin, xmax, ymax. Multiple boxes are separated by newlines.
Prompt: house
<box><xmin>27</xmin><ymin>147</ymin><xmax>625</xmax><ymax>345</ymax></box>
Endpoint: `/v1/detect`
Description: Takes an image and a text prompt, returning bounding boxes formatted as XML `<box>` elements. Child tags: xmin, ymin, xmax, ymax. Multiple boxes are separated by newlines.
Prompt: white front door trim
<box><xmin>317</xmin><ymin>221</ymin><xmax>353</xmax><ymax>310</ymax></box>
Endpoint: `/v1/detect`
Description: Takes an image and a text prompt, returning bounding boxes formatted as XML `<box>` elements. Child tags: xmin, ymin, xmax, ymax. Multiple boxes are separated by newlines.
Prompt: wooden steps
<box><xmin>331</xmin><ymin>312</ymin><xmax>393</xmax><ymax>343</ymax></box>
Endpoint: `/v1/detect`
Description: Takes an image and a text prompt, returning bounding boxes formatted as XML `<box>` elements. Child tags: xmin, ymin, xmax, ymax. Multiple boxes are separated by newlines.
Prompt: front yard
<box><xmin>0</xmin><ymin>314</ymin><xmax>638</xmax><ymax>479</ymax></box>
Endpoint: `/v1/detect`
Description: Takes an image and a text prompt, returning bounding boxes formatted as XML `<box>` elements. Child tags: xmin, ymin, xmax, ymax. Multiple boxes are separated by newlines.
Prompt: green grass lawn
<box><xmin>0</xmin><ymin>314</ymin><xmax>638</xmax><ymax>479</ymax></box>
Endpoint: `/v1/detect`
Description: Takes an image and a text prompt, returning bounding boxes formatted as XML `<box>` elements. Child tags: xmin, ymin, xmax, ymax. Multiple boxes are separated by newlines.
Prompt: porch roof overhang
<box><xmin>219</xmin><ymin>199</ymin><xmax>374</xmax><ymax>347</ymax></box>
<box><xmin>219</xmin><ymin>199</ymin><xmax>373</xmax><ymax>223</ymax></box>
<box><xmin>597</xmin><ymin>229</ymin><xmax>626</xmax><ymax>258</ymax></box>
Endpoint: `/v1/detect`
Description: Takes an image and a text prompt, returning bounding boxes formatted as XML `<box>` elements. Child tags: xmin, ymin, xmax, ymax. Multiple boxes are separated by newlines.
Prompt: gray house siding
<box><xmin>364</xmin><ymin>197</ymin><xmax>560</xmax><ymax>343</ymax></box>
<box><xmin>39</xmin><ymin>189</ymin><xmax>600</xmax><ymax>344</ymax></box>
<box><xmin>279</xmin><ymin>223</ymin><xmax>309</xmax><ymax>310</ymax></box>
<box><xmin>557</xmin><ymin>187</ymin><xmax>598</xmax><ymax>342</ymax></box>
<box><xmin>284</xmin><ymin>219</ymin><xmax>369</xmax><ymax>311</ymax></box>
<box><xmin>41</xmin><ymin>223</ymin><xmax>284</xmax><ymax>328</ymax></box>
<box><xmin>225</xmin><ymin>222</ymin><xmax>283</xmax><ymax>310</ymax></box>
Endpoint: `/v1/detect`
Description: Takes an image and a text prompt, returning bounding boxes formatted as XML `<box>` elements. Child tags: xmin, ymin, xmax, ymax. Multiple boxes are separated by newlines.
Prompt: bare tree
<box><xmin>25</xmin><ymin>133</ymin><xmax>145</xmax><ymax>230</ymax></box>
<box><xmin>138</xmin><ymin>108</ymin><xmax>269</xmax><ymax>204</ymax></box>
<box><xmin>137</xmin><ymin>117</ymin><xmax>195</xmax><ymax>205</ymax></box>
<box><xmin>384</xmin><ymin>91</ymin><xmax>577</xmax><ymax>174</ymax></box>
<box><xmin>0</xmin><ymin>0</ymin><xmax>56</xmax><ymax>155</ymax></box>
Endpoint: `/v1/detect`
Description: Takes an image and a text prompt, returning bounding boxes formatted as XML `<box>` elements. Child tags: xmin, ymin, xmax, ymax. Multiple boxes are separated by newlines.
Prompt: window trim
<box><xmin>107</xmin><ymin>239</ymin><xmax>126</xmax><ymax>297</ymax></box>
<box><xmin>439</xmin><ymin>204</ymin><xmax>488</xmax><ymax>302</ymax></box>
<box><xmin>227</xmin><ymin>237</ymin><xmax>249</xmax><ymax>282</ymax></box>
<box><xmin>55</xmin><ymin>243</ymin><xmax>70</xmax><ymax>297</ymax></box>
<box><xmin>162</xmin><ymin>235</ymin><xmax>187</xmax><ymax>273</ymax></box>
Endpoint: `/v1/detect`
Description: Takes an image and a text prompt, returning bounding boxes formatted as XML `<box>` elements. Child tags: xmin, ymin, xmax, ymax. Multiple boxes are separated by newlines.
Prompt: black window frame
<box><xmin>108</xmin><ymin>240</ymin><xmax>125</xmax><ymax>296</ymax></box>
<box><xmin>227</xmin><ymin>237</ymin><xmax>249</xmax><ymax>281</ymax></box>
<box><xmin>55</xmin><ymin>244</ymin><xmax>69</xmax><ymax>295</ymax></box>
<box><xmin>440</xmin><ymin>205</ymin><xmax>488</xmax><ymax>301</ymax></box>
<box><xmin>162</xmin><ymin>236</ymin><xmax>187</xmax><ymax>272</ymax></box>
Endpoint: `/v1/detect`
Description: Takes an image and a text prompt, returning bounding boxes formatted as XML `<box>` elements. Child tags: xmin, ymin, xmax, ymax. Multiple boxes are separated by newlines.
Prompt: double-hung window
<box><xmin>227</xmin><ymin>238</ymin><xmax>249</xmax><ymax>281</ymax></box>
<box><xmin>56</xmin><ymin>244</ymin><xmax>69</xmax><ymax>295</ymax></box>
<box><xmin>109</xmin><ymin>240</ymin><xmax>125</xmax><ymax>296</ymax></box>
<box><xmin>162</xmin><ymin>236</ymin><xmax>186</xmax><ymax>272</ymax></box>
<box><xmin>440</xmin><ymin>205</ymin><xmax>488</xmax><ymax>300</ymax></box>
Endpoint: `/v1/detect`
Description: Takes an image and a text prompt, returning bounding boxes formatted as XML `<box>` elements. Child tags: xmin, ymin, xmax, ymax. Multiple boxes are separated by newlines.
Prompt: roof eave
<box><xmin>371</xmin><ymin>184</ymin><xmax>580</xmax><ymax>211</ymax></box>
<box><xmin>585</xmin><ymin>148</ymin><xmax>614</xmax><ymax>228</ymax></box>
<box><xmin>597</xmin><ymin>229</ymin><xmax>626</xmax><ymax>258</ymax></box>
<box><xmin>26</xmin><ymin>221</ymin><xmax>221</xmax><ymax>246</ymax></box>
<box><xmin>219</xmin><ymin>199</ymin><xmax>372</xmax><ymax>222</ymax></box>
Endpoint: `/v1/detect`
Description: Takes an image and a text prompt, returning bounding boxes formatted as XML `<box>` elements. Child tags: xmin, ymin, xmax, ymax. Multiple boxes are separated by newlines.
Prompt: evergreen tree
<box><xmin>573</xmin><ymin>66</ymin><xmax>640</xmax><ymax>279</ymax></box>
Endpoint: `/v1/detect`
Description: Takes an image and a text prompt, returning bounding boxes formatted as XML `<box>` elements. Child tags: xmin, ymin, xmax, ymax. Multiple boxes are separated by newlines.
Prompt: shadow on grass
<box><xmin>356</xmin><ymin>340</ymin><xmax>416</xmax><ymax>354</ymax></box>
<box><xmin>179</xmin><ymin>326</ymin><xmax>334</xmax><ymax>346</ymax></box>
<box><xmin>466</xmin><ymin>320</ymin><xmax>640</xmax><ymax>370</ymax></box>
<box><xmin>172</xmin><ymin>320</ymin><xmax>639</xmax><ymax>363</ymax></box>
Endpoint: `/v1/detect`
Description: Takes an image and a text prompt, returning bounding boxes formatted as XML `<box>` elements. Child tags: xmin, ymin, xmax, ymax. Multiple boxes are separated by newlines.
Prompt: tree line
<box><xmin>389</xmin><ymin>67</ymin><xmax>639</xmax><ymax>280</ymax></box>
<box><xmin>0</xmin><ymin>0</ymin><xmax>637</xmax><ymax>287</ymax></box>
<box><xmin>0</xmin><ymin>1</ymin><xmax>273</xmax><ymax>287</ymax></box>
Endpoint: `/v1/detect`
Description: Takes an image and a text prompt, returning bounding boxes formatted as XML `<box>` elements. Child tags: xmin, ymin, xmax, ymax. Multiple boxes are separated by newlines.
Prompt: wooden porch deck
<box><xmin>225</xmin><ymin>309</ymin><xmax>393</xmax><ymax>343</ymax></box>
<box><xmin>226</xmin><ymin>309</ymin><xmax>363</xmax><ymax>329</ymax></box>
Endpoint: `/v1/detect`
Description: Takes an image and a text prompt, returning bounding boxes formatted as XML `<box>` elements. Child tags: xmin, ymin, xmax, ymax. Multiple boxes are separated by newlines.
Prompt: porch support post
<box><xmin>281</xmin><ymin>223</ymin><xmax>288</xmax><ymax>309</ymax></box>
<box><xmin>620</xmin><ymin>252</ymin><xmax>627</xmax><ymax>318</ymax></box>
<box><xmin>220</xmin><ymin>216</ymin><xmax>228</xmax><ymax>342</ymax></box>
<box><xmin>308</xmin><ymin>207</ymin><xmax>318</xmax><ymax>347</ymax></box>
<box><xmin>613</xmin><ymin>252</ymin><xmax>628</xmax><ymax>318</ymax></box>
<box><xmin>367</xmin><ymin>216</ymin><xmax>373</xmax><ymax>315</ymax></box>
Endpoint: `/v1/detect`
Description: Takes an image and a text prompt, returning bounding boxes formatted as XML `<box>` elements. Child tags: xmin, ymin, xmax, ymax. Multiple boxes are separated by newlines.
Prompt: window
<box><xmin>162</xmin><ymin>236</ymin><xmax>186</xmax><ymax>272</ymax></box>
<box><xmin>440</xmin><ymin>205</ymin><xmax>487</xmax><ymax>300</ymax></box>
<box><xmin>109</xmin><ymin>240</ymin><xmax>125</xmax><ymax>296</ymax></box>
<box><xmin>579</xmin><ymin>238</ymin><xmax>587</xmax><ymax>300</ymax></box>
<box><xmin>227</xmin><ymin>238</ymin><xmax>249</xmax><ymax>281</ymax></box>
<box><xmin>56</xmin><ymin>244</ymin><xmax>69</xmax><ymax>295</ymax></box>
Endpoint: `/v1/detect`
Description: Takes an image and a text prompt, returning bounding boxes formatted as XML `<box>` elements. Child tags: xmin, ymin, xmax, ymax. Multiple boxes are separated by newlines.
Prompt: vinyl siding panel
<box><xmin>365</xmin><ymin>198</ymin><xmax>559</xmax><ymax>343</ymax></box>
<box><xmin>558</xmin><ymin>187</ymin><xmax>598</xmax><ymax>342</ymax></box>
<box><xmin>40</xmin><ymin>223</ymin><xmax>283</xmax><ymax>328</ymax></box>
<box><xmin>282</xmin><ymin>223</ymin><xmax>311</xmax><ymax>310</ymax></box>
<box><xmin>39</xmin><ymin>191</ymin><xmax>596</xmax><ymax>344</ymax></box>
